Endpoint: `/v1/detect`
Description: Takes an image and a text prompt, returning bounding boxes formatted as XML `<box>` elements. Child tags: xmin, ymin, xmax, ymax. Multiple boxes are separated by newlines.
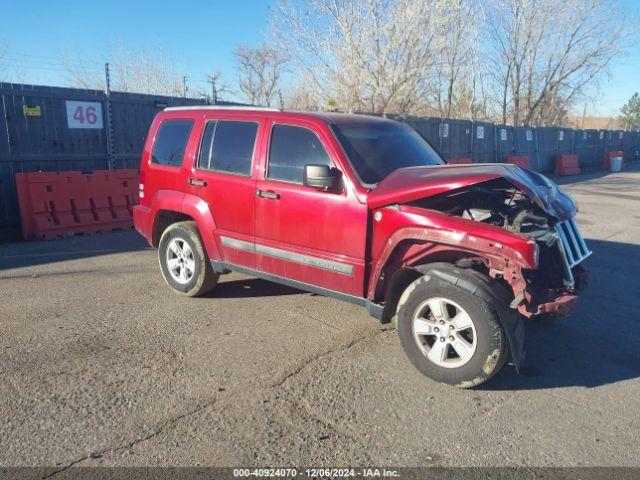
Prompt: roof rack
<box><xmin>164</xmin><ymin>105</ymin><xmax>280</xmax><ymax>112</ymax></box>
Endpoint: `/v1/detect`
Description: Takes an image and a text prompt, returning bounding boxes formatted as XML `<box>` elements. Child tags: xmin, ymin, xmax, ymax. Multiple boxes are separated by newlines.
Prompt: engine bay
<box><xmin>409</xmin><ymin>178</ymin><xmax>573</xmax><ymax>290</ymax></box>
<box><xmin>409</xmin><ymin>178</ymin><xmax>552</xmax><ymax>237</ymax></box>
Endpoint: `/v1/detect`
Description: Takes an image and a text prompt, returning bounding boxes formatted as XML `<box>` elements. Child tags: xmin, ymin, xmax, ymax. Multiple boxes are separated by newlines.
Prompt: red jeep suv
<box><xmin>134</xmin><ymin>107</ymin><xmax>590</xmax><ymax>388</ymax></box>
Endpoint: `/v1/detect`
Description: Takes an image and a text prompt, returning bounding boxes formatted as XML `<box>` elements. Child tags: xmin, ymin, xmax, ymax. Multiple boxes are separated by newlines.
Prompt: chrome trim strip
<box><xmin>220</xmin><ymin>236</ymin><xmax>255</xmax><ymax>253</ymax></box>
<box><xmin>219</xmin><ymin>236</ymin><xmax>355</xmax><ymax>276</ymax></box>
<box><xmin>255</xmin><ymin>244</ymin><xmax>354</xmax><ymax>275</ymax></box>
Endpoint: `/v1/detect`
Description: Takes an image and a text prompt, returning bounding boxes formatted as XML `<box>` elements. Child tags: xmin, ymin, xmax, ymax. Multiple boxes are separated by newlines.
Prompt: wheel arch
<box><xmin>150</xmin><ymin>191</ymin><xmax>220</xmax><ymax>260</ymax></box>
<box><xmin>152</xmin><ymin>210</ymin><xmax>194</xmax><ymax>247</ymax></box>
<box><xmin>368</xmin><ymin>226</ymin><xmax>531</xmax><ymax>315</ymax></box>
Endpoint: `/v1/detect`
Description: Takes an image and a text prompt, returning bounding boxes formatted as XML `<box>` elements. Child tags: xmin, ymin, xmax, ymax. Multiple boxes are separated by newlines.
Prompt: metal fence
<box><xmin>0</xmin><ymin>83</ymin><xmax>214</xmax><ymax>227</ymax></box>
<box><xmin>1</xmin><ymin>82</ymin><xmax>639</xmax><ymax>228</ymax></box>
<box><xmin>403</xmin><ymin>117</ymin><xmax>639</xmax><ymax>173</ymax></box>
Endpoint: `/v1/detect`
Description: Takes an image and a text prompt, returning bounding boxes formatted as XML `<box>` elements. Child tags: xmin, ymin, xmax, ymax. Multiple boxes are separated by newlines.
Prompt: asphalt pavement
<box><xmin>1</xmin><ymin>166</ymin><xmax>639</xmax><ymax>469</ymax></box>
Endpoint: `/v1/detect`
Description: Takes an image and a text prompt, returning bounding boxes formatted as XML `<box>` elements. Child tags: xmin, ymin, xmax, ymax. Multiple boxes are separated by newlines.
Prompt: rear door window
<box><xmin>267</xmin><ymin>124</ymin><xmax>332</xmax><ymax>184</ymax></box>
<box><xmin>197</xmin><ymin>120</ymin><xmax>258</xmax><ymax>176</ymax></box>
<box><xmin>151</xmin><ymin>119</ymin><xmax>193</xmax><ymax>167</ymax></box>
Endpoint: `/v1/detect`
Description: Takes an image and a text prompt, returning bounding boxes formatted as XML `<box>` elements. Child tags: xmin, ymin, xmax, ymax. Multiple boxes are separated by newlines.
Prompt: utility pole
<box><xmin>182</xmin><ymin>75</ymin><xmax>188</xmax><ymax>98</ymax></box>
<box><xmin>104</xmin><ymin>62</ymin><xmax>115</xmax><ymax>170</ymax></box>
<box><xmin>206</xmin><ymin>75</ymin><xmax>218</xmax><ymax>105</ymax></box>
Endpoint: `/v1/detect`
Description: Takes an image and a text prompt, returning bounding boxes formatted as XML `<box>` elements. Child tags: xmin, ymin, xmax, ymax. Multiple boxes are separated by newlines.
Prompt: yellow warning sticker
<box><xmin>23</xmin><ymin>105</ymin><xmax>42</xmax><ymax>116</ymax></box>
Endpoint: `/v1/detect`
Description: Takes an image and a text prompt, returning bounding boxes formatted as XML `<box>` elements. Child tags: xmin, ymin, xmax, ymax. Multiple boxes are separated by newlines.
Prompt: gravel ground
<box><xmin>1</xmin><ymin>166</ymin><xmax>639</xmax><ymax>470</ymax></box>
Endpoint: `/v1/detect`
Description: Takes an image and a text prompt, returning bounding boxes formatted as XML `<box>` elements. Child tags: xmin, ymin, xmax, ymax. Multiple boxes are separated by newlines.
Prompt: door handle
<box><xmin>187</xmin><ymin>178</ymin><xmax>207</xmax><ymax>187</ymax></box>
<box><xmin>256</xmin><ymin>189</ymin><xmax>280</xmax><ymax>200</ymax></box>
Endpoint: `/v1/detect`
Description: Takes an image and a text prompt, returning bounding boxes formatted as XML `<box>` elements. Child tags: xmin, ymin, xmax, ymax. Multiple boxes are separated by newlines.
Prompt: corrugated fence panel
<box><xmin>496</xmin><ymin>125</ymin><xmax>516</xmax><ymax>162</ymax></box>
<box><xmin>576</xmin><ymin>130</ymin><xmax>599</xmax><ymax>168</ymax></box>
<box><xmin>472</xmin><ymin>121</ymin><xmax>495</xmax><ymax>164</ymax></box>
<box><xmin>0</xmin><ymin>82</ymin><xmax>207</xmax><ymax>227</ymax></box>
<box><xmin>537</xmin><ymin>127</ymin><xmax>573</xmax><ymax>173</ymax></box>
<box><xmin>448</xmin><ymin>120</ymin><xmax>472</xmax><ymax>160</ymax></box>
<box><xmin>1</xmin><ymin>82</ymin><xmax>639</xmax><ymax>230</ymax></box>
<box><xmin>513</xmin><ymin>127</ymin><xmax>538</xmax><ymax>169</ymax></box>
<box><xmin>624</xmin><ymin>132</ymin><xmax>640</xmax><ymax>162</ymax></box>
<box><xmin>428</xmin><ymin>118</ymin><xmax>473</xmax><ymax>161</ymax></box>
<box><xmin>409</xmin><ymin>118</ymin><xmax>441</xmax><ymax>154</ymax></box>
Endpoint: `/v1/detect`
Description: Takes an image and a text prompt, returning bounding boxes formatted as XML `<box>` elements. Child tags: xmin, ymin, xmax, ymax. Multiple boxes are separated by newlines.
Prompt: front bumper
<box><xmin>530</xmin><ymin>265</ymin><xmax>588</xmax><ymax>316</ymax></box>
<box><xmin>536</xmin><ymin>293</ymin><xmax>578</xmax><ymax>315</ymax></box>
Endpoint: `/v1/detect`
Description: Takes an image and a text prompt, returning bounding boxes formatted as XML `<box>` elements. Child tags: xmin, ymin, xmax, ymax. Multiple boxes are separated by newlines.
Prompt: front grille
<box><xmin>555</xmin><ymin>218</ymin><xmax>592</xmax><ymax>286</ymax></box>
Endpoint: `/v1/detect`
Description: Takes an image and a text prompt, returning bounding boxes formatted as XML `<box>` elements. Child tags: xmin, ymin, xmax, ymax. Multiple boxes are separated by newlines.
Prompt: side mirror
<box><xmin>303</xmin><ymin>164</ymin><xmax>342</xmax><ymax>193</ymax></box>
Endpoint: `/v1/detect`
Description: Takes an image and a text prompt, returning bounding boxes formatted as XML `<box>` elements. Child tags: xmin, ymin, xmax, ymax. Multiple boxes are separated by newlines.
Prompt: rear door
<box><xmin>187</xmin><ymin>115</ymin><xmax>262</xmax><ymax>268</ymax></box>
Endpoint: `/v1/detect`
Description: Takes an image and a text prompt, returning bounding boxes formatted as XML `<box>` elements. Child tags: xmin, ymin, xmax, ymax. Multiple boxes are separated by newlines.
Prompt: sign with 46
<box><xmin>65</xmin><ymin>101</ymin><xmax>103</xmax><ymax>129</ymax></box>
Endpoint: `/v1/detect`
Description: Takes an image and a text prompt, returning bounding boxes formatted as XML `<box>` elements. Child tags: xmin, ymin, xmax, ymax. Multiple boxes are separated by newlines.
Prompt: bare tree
<box><xmin>284</xmin><ymin>69</ymin><xmax>322</xmax><ymax>110</ymax></box>
<box><xmin>483</xmin><ymin>0</ymin><xmax>629</xmax><ymax>126</ymax></box>
<box><xmin>0</xmin><ymin>43</ymin><xmax>29</xmax><ymax>83</ymax></box>
<box><xmin>63</xmin><ymin>43</ymin><xmax>185</xmax><ymax>96</ymax></box>
<box><xmin>271</xmin><ymin>0</ymin><xmax>450</xmax><ymax>115</ymax></box>
<box><xmin>62</xmin><ymin>54</ymin><xmax>104</xmax><ymax>90</ymax></box>
<box><xmin>431</xmin><ymin>1</ymin><xmax>480</xmax><ymax>118</ymax></box>
<box><xmin>195</xmin><ymin>71</ymin><xmax>234</xmax><ymax>104</ymax></box>
<box><xmin>234</xmin><ymin>43</ymin><xmax>288</xmax><ymax>107</ymax></box>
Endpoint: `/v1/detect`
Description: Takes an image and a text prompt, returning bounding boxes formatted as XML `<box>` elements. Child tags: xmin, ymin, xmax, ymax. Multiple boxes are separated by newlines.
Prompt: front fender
<box><xmin>367</xmin><ymin>206</ymin><xmax>537</xmax><ymax>301</ymax></box>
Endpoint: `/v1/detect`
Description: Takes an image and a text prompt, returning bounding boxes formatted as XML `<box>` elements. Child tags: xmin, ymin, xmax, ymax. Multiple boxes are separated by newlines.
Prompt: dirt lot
<box><xmin>1</xmin><ymin>166</ymin><xmax>639</xmax><ymax>470</ymax></box>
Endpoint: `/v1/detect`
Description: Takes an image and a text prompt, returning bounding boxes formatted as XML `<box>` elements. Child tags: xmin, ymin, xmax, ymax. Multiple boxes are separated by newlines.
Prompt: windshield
<box><xmin>332</xmin><ymin>121</ymin><xmax>444</xmax><ymax>185</ymax></box>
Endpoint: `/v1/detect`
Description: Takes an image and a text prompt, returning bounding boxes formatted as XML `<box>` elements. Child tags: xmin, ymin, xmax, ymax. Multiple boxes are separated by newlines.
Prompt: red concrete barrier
<box><xmin>603</xmin><ymin>150</ymin><xmax>624</xmax><ymax>171</ymax></box>
<box><xmin>506</xmin><ymin>156</ymin><xmax>529</xmax><ymax>169</ymax></box>
<box><xmin>555</xmin><ymin>154</ymin><xmax>581</xmax><ymax>176</ymax></box>
<box><xmin>15</xmin><ymin>169</ymin><xmax>139</xmax><ymax>239</ymax></box>
<box><xmin>447</xmin><ymin>158</ymin><xmax>472</xmax><ymax>164</ymax></box>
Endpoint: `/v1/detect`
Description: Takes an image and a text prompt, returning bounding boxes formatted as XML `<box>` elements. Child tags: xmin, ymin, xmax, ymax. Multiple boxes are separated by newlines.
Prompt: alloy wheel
<box><xmin>412</xmin><ymin>297</ymin><xmax>477</xmax><ymax>368</ymax></box>
<box><xmin>166</xmin><ymin>237</ymin><xmax>196</xmax><ymax>285</ymax></box>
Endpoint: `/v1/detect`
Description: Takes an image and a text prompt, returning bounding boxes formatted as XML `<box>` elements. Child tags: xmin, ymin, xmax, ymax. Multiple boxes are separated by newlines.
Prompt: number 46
<box><xmin>73</xmin><ymin>105</ymin><xmax>98</xmax><ymax>124</ymax></box>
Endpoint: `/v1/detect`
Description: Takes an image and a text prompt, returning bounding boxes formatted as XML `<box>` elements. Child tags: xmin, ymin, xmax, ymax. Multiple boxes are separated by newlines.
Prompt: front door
<box><xmin>254</xmin><ymin>121</ymin><xmax>367</xmax><ymax>296</ymax></box>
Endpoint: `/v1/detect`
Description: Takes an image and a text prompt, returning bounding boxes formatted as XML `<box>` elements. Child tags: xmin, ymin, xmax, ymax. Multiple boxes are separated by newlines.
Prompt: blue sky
<box><xmin>1</xmin><ymin>0</ymin><xmax>638</xmax><ymax>116</ymax></box>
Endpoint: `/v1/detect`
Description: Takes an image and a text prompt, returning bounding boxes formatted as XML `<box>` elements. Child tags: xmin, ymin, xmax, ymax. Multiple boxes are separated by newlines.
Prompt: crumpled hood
<box><xmin>367</xmin><ymin>163</ymin><xmax>576</xmax><ymax>220</ymax></box>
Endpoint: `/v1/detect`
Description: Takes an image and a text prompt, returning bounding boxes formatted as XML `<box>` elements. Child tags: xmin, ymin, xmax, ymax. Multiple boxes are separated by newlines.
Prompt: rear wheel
<box><xmin>158</xmin><ymin>221</ymin><xmax>218</xmax><ymax>297</ymax></box>
<box><xmin>397</xmin><ymin>272</ymin><xmax>508</xmax><ymax>388</ymax></box>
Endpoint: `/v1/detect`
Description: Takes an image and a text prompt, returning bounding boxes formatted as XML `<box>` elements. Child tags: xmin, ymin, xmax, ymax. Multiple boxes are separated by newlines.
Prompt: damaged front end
<box><xmin>406</xmin><ymin>169</ymin><xmax>591</xmax><ymax>318</ymax></box>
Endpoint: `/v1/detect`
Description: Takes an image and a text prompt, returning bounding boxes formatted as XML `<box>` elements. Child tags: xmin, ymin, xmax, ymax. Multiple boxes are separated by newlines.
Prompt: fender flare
<box><xmin>150</xmin><ymin>190</ymin><xmax>220</xmax><ymax>260</ymax></box>
<box><xmin>180</xmin><ymin>192</ymin><xmax>220</xmax><ymax>260</ymax></box>
<box><xmin>367</xmin><ymin>226</ymin><xmax>529</xmax><ymax>301</ymax></box>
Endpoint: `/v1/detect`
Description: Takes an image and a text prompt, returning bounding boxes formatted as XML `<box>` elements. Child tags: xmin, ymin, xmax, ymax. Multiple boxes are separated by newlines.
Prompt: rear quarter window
<box><xmin>151</xmin><ymin>119</ymin><xmax>194</xmax><ymax>167</ymax></box>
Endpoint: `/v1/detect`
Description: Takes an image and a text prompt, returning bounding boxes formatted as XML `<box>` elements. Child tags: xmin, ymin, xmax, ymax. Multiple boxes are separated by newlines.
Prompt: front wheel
<box><xmin>396</xmin><ymin>272</ymin><xmax>508</xmax><ymax>388</ymax></box>
<box><xmin>158</xmin><ymin>221</ymin><xmax>219</xmax><ymax>297</ymax></box>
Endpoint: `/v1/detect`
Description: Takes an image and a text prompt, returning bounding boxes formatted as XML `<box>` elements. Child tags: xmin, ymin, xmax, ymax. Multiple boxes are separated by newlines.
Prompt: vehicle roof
<box><xmin>163</xmin><ymin>105</ymin><xmax>397</xmax><ymax>125</ymax></box>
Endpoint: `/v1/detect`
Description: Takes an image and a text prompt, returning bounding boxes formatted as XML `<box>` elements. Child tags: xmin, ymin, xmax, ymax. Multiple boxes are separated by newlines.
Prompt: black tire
<box><xmin>158</xmin><ymin>221</ymin><xmax>218</xmax><ymax>297</ymax></box>
<box><xmin>396</xmin><ymin>271</ymin><xmax>508</xmax><ymax>388</ymax></box>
